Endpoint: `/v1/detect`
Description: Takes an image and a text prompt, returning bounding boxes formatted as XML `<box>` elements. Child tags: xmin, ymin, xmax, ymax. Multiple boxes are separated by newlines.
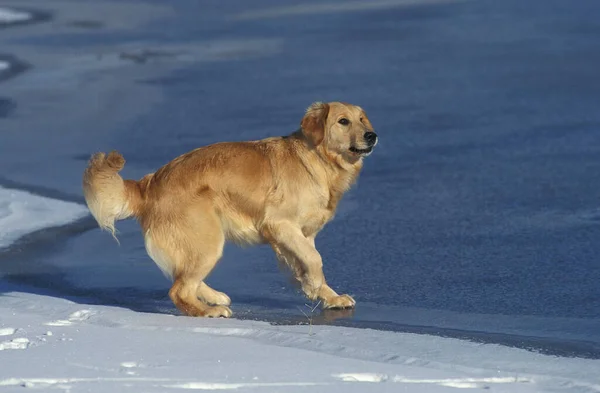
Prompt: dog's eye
<box><xmin>338</xmin><ymin>118</ymin><xmax>350</xmax><ymax>125</ymax></box>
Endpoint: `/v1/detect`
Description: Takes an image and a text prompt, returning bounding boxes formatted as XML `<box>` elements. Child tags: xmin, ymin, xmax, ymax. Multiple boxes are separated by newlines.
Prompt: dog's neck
<box><xmin>289</xmin><ymin>129</ymin><xmax>363</xmax><ymax>212</ymax></box>
<box><xmin>318</xmin><ymin>147</ymin><xmax>363</xmax><ymax>212</ymax></box>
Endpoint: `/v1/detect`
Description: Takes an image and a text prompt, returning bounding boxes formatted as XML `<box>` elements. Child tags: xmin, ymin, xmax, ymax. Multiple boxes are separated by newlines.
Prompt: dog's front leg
<box><xmin>264</xmin><ymin>221</ymin><xmax>356</xmax><ymax>309</ymax></box>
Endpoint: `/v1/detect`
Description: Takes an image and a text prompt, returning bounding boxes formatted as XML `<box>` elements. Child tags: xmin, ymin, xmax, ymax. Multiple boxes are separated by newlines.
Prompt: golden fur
<box><xmin>82</xmin><ymin>101</ymin><xmax>377</xmax><ymax>317</ymax></box>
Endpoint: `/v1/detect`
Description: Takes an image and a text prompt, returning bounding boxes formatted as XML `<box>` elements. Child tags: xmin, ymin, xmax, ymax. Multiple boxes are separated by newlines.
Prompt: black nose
<box><xmin>364</xmin><ymin>131</ymin><xmax>378</xmax><ymax>146</ymax></box>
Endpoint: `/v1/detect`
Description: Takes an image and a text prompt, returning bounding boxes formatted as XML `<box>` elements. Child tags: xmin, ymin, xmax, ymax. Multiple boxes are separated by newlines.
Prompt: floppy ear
<box><xmin>300</xmin><ymin>102</ymin><xmax>330</xmax><ymax>146</ymax></box>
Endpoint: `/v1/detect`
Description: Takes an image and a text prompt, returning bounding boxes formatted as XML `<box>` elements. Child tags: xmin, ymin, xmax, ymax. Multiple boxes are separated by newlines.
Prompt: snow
<box><xmin>0</xmin><ymin>328</ymin><xmax>17</xmax><ymax>336</ymax></box>
<box><xmin>0</xmin><ymin>191</ymin><xmax>599</xmax><ymax>392</ymax></box>
<box><xmin>0</xmin><ymin>186</ymin><xmax>89</xmax><ymax>248</ymax></box>
<box><xmin>1</xmin><ymin>286</ymin><xmax>599</xmax><ymax>393</ymax></box>
<box><xmin>0</xmin><ymin>61</ymin><xmax>9</xmax><ymax>71</ymax></box>
<box><xmin>0</xmin><ymin>7</ymin><xmax>31</xmax><ymax>24</ymax></box>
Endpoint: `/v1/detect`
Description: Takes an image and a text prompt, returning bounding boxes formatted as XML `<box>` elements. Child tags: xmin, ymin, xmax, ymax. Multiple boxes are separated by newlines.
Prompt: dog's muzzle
<box><xmin>349</xmin><ymin>131</ymin><xmax>378</xmax><ymax>155</ymax></box>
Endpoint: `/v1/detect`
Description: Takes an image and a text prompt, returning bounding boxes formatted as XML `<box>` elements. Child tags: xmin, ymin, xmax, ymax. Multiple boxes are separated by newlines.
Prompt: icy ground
<box><xmin>0</xmin><ymin>7</ymin><xmax>32</xmax><ymax>24</ymax></box>
<box><xmin>1</xmin><ymin>192</ymin><xmax>599</xmax><ymax>393</ymax></box>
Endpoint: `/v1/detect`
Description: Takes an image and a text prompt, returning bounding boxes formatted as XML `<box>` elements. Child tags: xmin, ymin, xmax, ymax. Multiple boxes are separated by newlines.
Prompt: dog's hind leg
<box><xmin>145</xmin><ymin>202</ymin><xmax>232</xmax><ymax>318</ymax></box>
<box><xmin>168</xmin><ymin>245</ymin><xmax>232</xmax><ymax>317</ymax></box>
<box><xmin>170</xmin><ymin>273</ymin><xmax>231</xmax><ymax>318</ymax></box>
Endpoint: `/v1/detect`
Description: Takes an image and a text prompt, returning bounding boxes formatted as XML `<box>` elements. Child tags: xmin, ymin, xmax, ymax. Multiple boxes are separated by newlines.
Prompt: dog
<box><xmin>82</xmin><ymin>101</ymin><xmax>377</xmax><ymax>318</ymax></box>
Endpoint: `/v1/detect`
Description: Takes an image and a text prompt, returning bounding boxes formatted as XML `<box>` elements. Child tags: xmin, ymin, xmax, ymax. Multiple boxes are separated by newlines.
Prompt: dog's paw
<box><xmin>204</xmin><ymin>305</ymin><xmax>233</xmax><ymax>318</ymax></box>
<box><xmin>323</xmin><ymin>294</ymin><xmax>356</xmax><ymax>309</ymax></box>
<box><xmin>213</xmin><ymin>292</ymin><xmax>232</xmax><ymax>306</ymax></box>
<box><xmin>204</xmin><ymin>291</ymin><xmax>231</xmax><ymax>307</ymax></box>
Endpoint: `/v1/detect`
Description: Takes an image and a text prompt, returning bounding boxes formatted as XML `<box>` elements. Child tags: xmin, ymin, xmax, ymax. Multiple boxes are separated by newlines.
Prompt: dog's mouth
<box><xmin>349</xmin><ymin>146</ymin><xmax>374</xmax><ymax>156</ymax></box>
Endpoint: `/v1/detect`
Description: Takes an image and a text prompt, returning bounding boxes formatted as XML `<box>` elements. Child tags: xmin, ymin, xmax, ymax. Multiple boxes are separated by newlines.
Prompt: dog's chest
<box><xmin>296</xmin><ymin>174</ymin><xmax>354</xmax><ymax>237</ymax></box>
<box><xmin>298</xmin><ymin>196</ymin><xmax>335</xmax><ymax>236</ymax></box>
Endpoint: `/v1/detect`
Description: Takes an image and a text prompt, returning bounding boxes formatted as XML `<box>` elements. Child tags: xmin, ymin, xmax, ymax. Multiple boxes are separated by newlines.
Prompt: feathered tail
<box><xmin>82</xmin><ymin>151</ymin><xmax>143</xmax><ymax>241</ymax></box>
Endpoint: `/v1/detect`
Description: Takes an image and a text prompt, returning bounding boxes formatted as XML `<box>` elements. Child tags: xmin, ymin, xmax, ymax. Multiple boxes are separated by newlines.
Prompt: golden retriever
<box><xmin>82</xmin><ymin>101</ymin><xmax>377</xmax><ymax>318</ymax></box>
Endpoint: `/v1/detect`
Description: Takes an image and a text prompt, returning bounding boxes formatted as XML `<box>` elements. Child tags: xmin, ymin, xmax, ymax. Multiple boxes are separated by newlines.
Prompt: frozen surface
<box><xmin>0</xmin><ymin>186</ymin><xmax>88</xmax><ymax>248</ymax></box>
<box><xmin>0</xmin><ymin>8</ymin><xmax>31</xmax><ymax>24</ymax></box>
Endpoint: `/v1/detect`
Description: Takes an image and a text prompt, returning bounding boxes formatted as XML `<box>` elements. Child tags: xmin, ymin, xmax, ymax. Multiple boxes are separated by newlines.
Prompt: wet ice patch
<box><xmin>232</xmin><ymin>0</ymin><xmax>463</xmax><ymax>21</ymax></box>
<box><xmin>0</xmin><ymin>7</ymin><xmax>32</xmax><ymax>24</ymax></box>
<box><xmin>0</xmin><ymin>186</ymin><xmax>89</xmax><ymax>248</ymax></box>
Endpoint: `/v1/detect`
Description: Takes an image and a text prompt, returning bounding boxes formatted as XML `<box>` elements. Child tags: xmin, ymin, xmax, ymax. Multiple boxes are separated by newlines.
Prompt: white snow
<box><xmin>0</xmin><ymin>337</ymin><xmax>30</xmax><ymax>351</ymax></box>
<box><xmin>0</xmin><ymin>61</ymin><xmax>9</xmax><ymax>72</ymax></box>
<box><xmin>0</xmin><ymin>7</ymin><xmax>31</xmax><ymax>24</ymax></box>
<box><xmin>45</xmin><ymin>309</ymin><xmax>95</xmax><ymax>327</ymax></box>
<box><xmin>0</xmin><ymin>188</ymin><xmax>599</xmax><ymax>392</ymax></box>
<box><xmin>0</xmin><ymin>186</ymin><xmax>89</xmax><ymax>248</ymax></box>
<box><xmin>1</xmin><ymin>290</ymin><xmax>600</xmax><ymax>392</ymax></box>
<box><xmin>0</xmin><ymin>327</ymin><xmax>17</xmax><ymax>336</ymax></box>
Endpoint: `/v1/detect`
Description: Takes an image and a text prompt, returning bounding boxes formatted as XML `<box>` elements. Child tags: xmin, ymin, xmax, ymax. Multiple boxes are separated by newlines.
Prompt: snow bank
<box><xmin>0</xmin><ymin>7</ymin><xmax>32</xmax><ymax>24</ymax></box>
<box><xmin>0</xmin><ymin>289</ymin><xmax>599</xmax><ymax>393</ymax></box>
<box><xmin>0</xmin><ymin>186</ymin><xmax>89</xmax><ymax>248</ymax></box>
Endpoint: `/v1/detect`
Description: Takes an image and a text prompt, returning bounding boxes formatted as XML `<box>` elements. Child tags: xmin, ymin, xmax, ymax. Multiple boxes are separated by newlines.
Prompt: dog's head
<box><xmin>300</xmin><ymin>101</ymin><xmax>377</xmax><ymax>161</ymax></box>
